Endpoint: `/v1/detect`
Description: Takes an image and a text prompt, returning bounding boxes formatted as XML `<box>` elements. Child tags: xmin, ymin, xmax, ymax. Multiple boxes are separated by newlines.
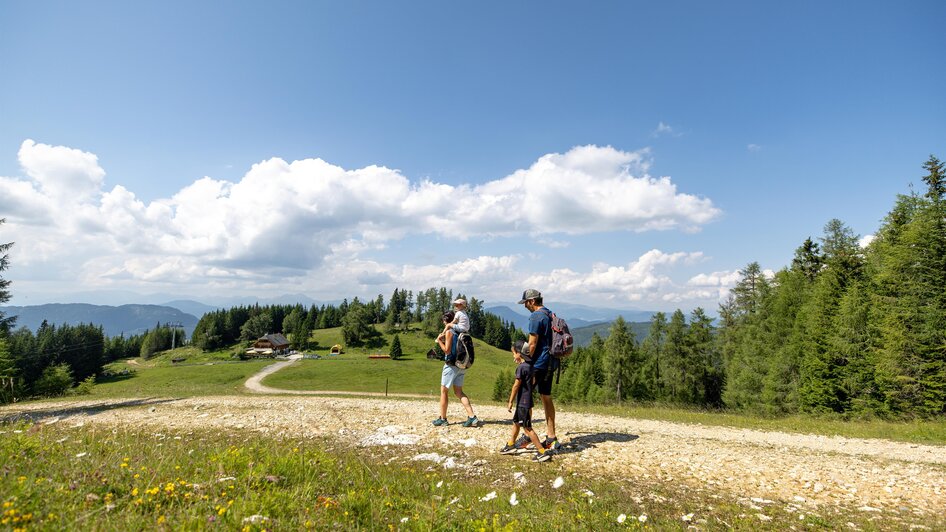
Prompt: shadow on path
<box><xmin>553</xmin><ymin>431</ymin><xmax>640</xmax><ymax>455</ymax></box>
<box><xmin>0</xmin><ymin>398</ymin><xmax>178</xmax><ymax>424</ymax></box>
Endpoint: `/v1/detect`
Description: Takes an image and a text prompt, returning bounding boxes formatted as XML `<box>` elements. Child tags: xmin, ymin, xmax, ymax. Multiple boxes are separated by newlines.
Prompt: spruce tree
<box><xmin>688</xmin><ymin>307</ymin><xmax>722</xmax><ymax>407</ymax></box>
<box><xmin>0</xmin><ymin>219</ymin><xmax>13</xmax><ymax>334</ymax></box>
<box><xmin>0</xmin><ymin>337</ymin><xmax>17</xmax><ymax>403</ymax></box>
<box><xmin>603</xmin><ymin>316</ymin><xmax>640</xmax><ymax>403</ymax></box>
<box><xmin>798</xmin><ymin>220</ymin><xmax>863</xmax><ymax>413</ymax></box>
<box><xmin>662</xmin><ymin>310</ymin><xmax>689</xmax><ymax>403</ymax></box>
<box><xmin>873</xmin><ymin>156</ymin><xmax>946</xmax><ymax>415</ymax></box>
<box><xmin>641</xmin><ymin>312</ymin><xmax>667</xmax><ymax>401</ymax></box>
<box><xmin>390</xmin><ymin>334</ymin><xmax>403</xmax><ymax>360</ymax></box>
<box><xmin>760</xmin><ymin>267</ymin><xmax>810</xmax><ymax>414</ymax></box>
<box><xmin>721</xmin><ymin>262</ymin><xmax>772</xmax><ymax>410</ymax></box>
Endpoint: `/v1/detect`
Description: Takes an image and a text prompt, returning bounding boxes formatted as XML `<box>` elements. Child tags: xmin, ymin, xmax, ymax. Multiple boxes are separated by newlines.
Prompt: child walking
<box><xmin>500</xmin><ymin>340</ymin><xmax>552</xmax><ymax>462</ymax></box>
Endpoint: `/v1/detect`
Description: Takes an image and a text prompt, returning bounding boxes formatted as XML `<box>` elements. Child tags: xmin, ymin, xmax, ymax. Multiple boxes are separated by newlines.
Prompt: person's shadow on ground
<box><xmin>552</xmin><ymin>431</ymin><xmax>639</xmax><ymax>455</ymax></box>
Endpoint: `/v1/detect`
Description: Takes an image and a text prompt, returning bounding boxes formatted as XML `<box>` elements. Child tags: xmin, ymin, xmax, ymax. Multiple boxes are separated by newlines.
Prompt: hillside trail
<box><xmin>2</xmin><ymin>360</ymin><xmax>944</xmax><ymax>521</ymax></box>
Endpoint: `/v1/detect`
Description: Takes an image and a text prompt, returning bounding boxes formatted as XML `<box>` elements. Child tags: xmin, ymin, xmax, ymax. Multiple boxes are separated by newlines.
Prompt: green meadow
<box><xmin>263</xmin><ymin>327</ymin><xmax>511</xmax><ymax>399</ymax></box>
<box><xmin>0</xmin><ymin>422</ymin><xmax>910</xmax><ymax>531</ymax></box>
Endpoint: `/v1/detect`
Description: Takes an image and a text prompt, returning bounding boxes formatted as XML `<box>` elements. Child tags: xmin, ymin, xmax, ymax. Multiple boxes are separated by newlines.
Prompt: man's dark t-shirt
<box><xmin>528</xmin><ymin>307</ymin><xmax>553</xmax><ymax>370</ymax></box>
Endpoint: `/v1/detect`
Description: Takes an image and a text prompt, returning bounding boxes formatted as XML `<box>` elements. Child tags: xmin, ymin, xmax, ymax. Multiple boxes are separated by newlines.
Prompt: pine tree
<box><xmin>640</xmin><ymin>312</ymin><xmax>667</xmax><ymax>401</ymax></box>
<box><xmin>603</xmin><ymin>316</ymin><xmax>639</xmax><ymax>403</ymax></box>
<box><xmin>873</xmin><ymin>156</ymin><xmax>946</xmax><ymax>415</ymax></box>
<box><xmin>791</xmin><ymin>237</ymin><xmax>824</xmax><ymax>281</ymax></box>
<box><xmin>721</xmin><ymin>262</ymin><xmax>772</xmax><ymax>410</ymax></box>
<box><xmin>662</xmin><ymin>310</ymin><xmax>690</xmax><ymax>403</ymax></box>
<box><xmin>798</xmin><ymin>220</ymin><xmax>863</xmax><ymax>413</ymax></box>
<box><xmin>0</xmin><ymin>336</ymin><xmax>17</xmax><ymax>403</ymax></box>
<box><xmin>688</xmin><ymin>307</ymin><xmax>722</xmax><ymax>407</ymax></box>
<box><xmin>390</xmin><ymin>335</ymin><xmax>403</xmax><ymax>360</ymax></box>
<box><xmin>0</xmin><ymin>219</ymin><xmax>14</xmax><ymax>334</ymax></box>
<box><xmin>760</xmin><ymin>267</ymin><xmax>810</xmax><ymax>414</ymax></box>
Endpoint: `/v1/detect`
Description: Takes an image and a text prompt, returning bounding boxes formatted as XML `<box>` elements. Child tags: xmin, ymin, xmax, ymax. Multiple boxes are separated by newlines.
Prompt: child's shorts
<box><xmin>512</xmin><ymin>406</ymin><xmax>532</xmax><ymax>429</ymax></box>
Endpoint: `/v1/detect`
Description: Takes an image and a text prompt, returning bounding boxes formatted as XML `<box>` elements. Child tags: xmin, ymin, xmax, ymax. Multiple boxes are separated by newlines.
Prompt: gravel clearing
<box><xmin>3</xmin><ymin>362</ymin><xmax>944</xmax><ymax>519</ymax></box>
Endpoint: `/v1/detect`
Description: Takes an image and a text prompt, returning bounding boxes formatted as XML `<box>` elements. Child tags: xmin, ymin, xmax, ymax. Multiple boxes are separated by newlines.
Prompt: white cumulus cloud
<box><xmin>0</xmin><ymin>140</ymin><xmax>723</xmax><ymax>302</ymax></box>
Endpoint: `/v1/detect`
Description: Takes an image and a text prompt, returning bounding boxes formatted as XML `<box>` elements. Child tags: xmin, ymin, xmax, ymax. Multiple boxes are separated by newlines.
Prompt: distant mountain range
<box><xmin>485</xmin><ymin>303</ymin><xmax>656</xmax><ymax>348</ymax></box>
<box><xmin>0</xmin><ymin>304</ymin><xmax>200</xmax><ymax>338</ymax></box>
<box><xmin>570</xmin><ymin>320</ymin><xmax>652</xmax><ymax>347</ymax></box>
<box><xmin>1</xmin><ymin>297</ymin><xmax>659</xmax><ymax>345</ymax></box>
<box><xmin>486</xmin><ymin>303</ymin><xmax>655</xmax><ymax>331</ymax></box>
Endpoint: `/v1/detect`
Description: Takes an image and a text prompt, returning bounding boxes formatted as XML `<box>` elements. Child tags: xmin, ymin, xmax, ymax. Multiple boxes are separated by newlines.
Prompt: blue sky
<box><xmin>1</xmin><ymin>1</ymin><xmax>944</xmax><ymax>311</ymax></box>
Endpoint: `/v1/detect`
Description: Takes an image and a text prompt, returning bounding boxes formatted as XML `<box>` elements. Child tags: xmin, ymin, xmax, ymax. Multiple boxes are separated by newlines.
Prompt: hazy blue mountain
<box><xmin>486</xmin><ymin>305</ymin><xmax>611</xmax><ymax>331</ymax></box>
<box><xmin>0</xmin><ymin>304</ymin><xmax>199</xmax><ymax>338</ymax></box>
<box><xmin>485</xmin><ymin>306</ymin><xmax>531</xmax><ymax>330</ymax></box>
<box><xmin>487</xmin><ymin>302</ymin><xmax>655</xmax><ymax>327</ymax></box>
<box><xmin>160</xmin><ymin>300</ymin><xmax>221</xmax><ymax>318</ymax></box>
<box><xmin>571</xmin><ymin>320</ymin><xmax>652</xmax><ymax>347</ymax></box>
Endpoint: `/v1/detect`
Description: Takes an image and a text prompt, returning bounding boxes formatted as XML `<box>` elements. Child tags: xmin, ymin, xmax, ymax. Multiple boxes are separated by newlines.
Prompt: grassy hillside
<box><xmin>264</xmin><ymin>325</ymin><xmax>512</xmax><ymax>400</ymax></box>
<box><xmin>89</xmin><ymin>346</ymin><xmax>270</xmax><ymax>398</ymax></box>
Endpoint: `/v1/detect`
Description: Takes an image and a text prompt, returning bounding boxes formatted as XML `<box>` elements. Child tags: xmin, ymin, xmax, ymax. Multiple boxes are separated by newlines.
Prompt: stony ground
<box><xmin>3</xmin><ymin>361</ymin><xmax>945</xmax><ymax>524</ymax></box>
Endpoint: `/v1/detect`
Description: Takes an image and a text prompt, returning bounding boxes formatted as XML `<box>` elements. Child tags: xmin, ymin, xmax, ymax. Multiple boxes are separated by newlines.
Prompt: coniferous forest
<box><xmin>561</xmin><ymin>155</ymin><xmax>946</xmax><ymax>419</ymax></box>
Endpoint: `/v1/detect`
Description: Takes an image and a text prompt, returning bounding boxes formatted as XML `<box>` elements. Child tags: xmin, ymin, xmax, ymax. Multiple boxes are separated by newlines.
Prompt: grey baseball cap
<box><xmin>517</xmin><ymin>289</ymin><xmax>542</xmax><ymax>304</ymax></box>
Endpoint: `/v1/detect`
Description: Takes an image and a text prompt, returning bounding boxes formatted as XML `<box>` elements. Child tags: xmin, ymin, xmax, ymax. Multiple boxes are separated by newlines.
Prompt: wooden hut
<box><xmin>249</xmin><ymin>333</ymin><xmax>290</xmax><ymax>357</ymax></box>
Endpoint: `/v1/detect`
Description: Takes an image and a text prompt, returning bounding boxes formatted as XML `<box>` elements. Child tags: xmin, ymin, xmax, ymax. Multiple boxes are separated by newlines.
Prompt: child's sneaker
<box><xmin>432</xmin><ymin>417</ymin><xmax>448</xmax><ymax>426</ymax></box>
<box><xmin>461</xmin><ymin>416</ymin><xmax>480</xmax><ymax>427</ymax></box>
<box><xmin>541</xmin><ymin>436</ymin><xmax>561</xmax><ymax>451</ymax></box>
<box><xmin>533</xmin><ymin>450</ymin><xmax>552</xmax><ymax>462</ymax></box>
<box><xmin>500</xmin><ymin>442</ymin><xmax>518</xmax><ymax>455</ymax></box>
<box><xmin>513</xmin><ymin>434</ymin><xmax>532</xmax><ymax>452</ymax></box>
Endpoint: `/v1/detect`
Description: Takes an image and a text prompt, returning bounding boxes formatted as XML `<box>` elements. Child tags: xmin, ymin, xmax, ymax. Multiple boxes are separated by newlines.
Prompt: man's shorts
<box><xmin>441</xmin><ymin>364</ymin><xmax>466</xmax><ymax>388</ymax></box>
<box><xmin>512</xmin><ymin>406</ymin><xmax>532</xmax><ymax>429</ymax></box>
<box><xmin>533</xmin><ymin>367</ymin><xmax>554</xmax><ymax>395</ymax></box>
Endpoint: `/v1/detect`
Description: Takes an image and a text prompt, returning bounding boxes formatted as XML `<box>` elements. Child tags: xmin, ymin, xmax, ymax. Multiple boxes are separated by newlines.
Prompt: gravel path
<box><xmin>2</xmin><ymin>362</ymin><xmax>944</xmax><ymax>519</ymax></box>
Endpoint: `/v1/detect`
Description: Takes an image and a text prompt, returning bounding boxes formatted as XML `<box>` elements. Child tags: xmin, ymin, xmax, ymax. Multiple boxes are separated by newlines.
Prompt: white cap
<box><xmin>452</xmin><ymin>298</ymin><xmax>467</xmax><ymax>307</ymax></box>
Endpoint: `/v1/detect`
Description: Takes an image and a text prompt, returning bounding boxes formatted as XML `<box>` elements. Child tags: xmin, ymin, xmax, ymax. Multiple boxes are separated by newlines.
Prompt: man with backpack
<box><xmin>517</xmin><ymin>288</ymin><xmax>562</xmax><ymax>452</ymax></box>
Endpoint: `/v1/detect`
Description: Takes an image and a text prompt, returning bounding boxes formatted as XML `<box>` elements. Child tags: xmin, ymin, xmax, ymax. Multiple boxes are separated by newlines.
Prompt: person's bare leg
<box><xmin>439</xmin><ymin>385</ymin><xmax>449</xmax><ymax>420</ymax></box>
<box><xmin>523</xmin><ymin>426</ymin><xmax>545</xmax><ymax>450</ymax></box>
<box><xmin>453</xmin><ymin>385</ymin><xmax>475</xmax><ymax>418</ymax></box>
<box><xmin>540</xmin><ymin>394</ymin><xmax>556</xmax><ymax>439</ymax></box>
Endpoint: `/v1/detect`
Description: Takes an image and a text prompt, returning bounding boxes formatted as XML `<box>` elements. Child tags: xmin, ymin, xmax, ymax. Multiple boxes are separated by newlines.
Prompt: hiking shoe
<box><xmin>541</xmin><ymin>436</ymin><xmax>561</xmax><ymax>451</ymax></box>
<box><xmin>500</xmin><ymin>442</ymin><xmax>518</xmax><ymax>455</ymax></box>
<box><xmin>461</xmin><ymin>416</ymin><xmax>479</xmax><ymax>428</ymax></box>
<box><xmin>432</xmin><ymin>417</ymin><xmax>448</xmax><ymax>426</ymax></box>
<box><xmin>533</xmin><ymin>450</ymin><xmax>552</xmax><ymax>462</ymax></box>
<box><xmin>513</xmin><ymin>434</ymin><xmax>532</xmax><ymax>452</ymax></box>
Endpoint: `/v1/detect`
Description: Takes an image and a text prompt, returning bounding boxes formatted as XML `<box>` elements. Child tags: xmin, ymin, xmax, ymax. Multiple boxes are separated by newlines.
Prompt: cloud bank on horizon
<box><xmin>1</xmin><ymin>139</ymin><xmax>738</xmax><ymax>309</ymax></box>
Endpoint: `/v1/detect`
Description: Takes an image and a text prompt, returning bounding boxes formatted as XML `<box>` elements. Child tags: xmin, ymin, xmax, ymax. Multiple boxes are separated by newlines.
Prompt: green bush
<box><xmin>72</xmin><ymin>375</ymin><xmax>96</xmax><ymax>395</ymax></box>
<box><xmin>33</xmin><ymin>363</ymin><xmax>74</xmax><ymax>397</ymax></box>
<box><xmin>492</xmin><ymin>368</ymin><xmax>514</xmax><ymax>402</ymax></box>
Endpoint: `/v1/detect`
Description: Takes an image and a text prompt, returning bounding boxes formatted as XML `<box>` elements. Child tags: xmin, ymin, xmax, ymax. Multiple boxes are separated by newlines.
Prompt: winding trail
<box><xmin>243</xmin><ymin>355</ymin><xmax>429</xmax><ymax>399</ymax></box>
